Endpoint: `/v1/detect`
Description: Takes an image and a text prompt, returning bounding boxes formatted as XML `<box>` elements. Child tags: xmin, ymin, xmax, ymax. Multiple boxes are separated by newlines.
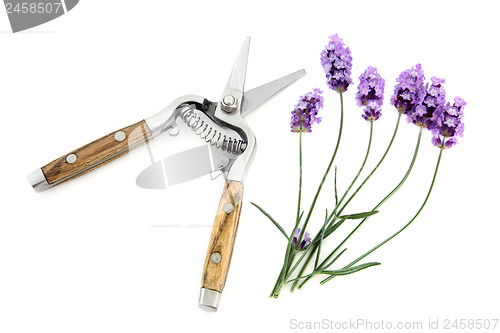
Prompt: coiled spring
<box><xmin>180</xmin><ymin>106</ymin><xmax>246</xmax><ymax>154</ymax></box>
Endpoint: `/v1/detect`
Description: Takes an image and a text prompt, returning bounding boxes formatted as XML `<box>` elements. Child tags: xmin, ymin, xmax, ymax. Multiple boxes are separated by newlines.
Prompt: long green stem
<box><xmin>298</xmin><ymin>92</ymin><xmax>344</xmax><ymax>242</ymax></box>
<box><xmin>311</xmin><ymin>124</ymin><xmax>424</xmax><ymax>282</ymax></box>
<box><xmin>289</xmin><ymin>92</ymin><xmax>344</xmax><ymax>292</ymax></box>
<box><xmin>321</xmin><ymin>138</ymin><xmax>446</xmax><ymax>284</ymax></box>
<box><xmin>297</xmin><ymin>112</ymin><xmax>403</xmax><ymax>288</ymax></box>
<box><xmin>277</xmin><ymin>130</ymin><xmax>304</xmax><ymax>293</ymax></box>
<box><xmin>278</xmin><ymin>219</ymin><xmax>343</xmax><ymax>290</ymax></box>
<box><xmin>337</xmin><ymin>112</ymin><xmax>402</xmax><ymax>216</ymax></box>
<box><xmin>327</xmin><ymin>119</ymin><xmax>374</xmax><ymax>220</ymax></box>
<box><xmin>315</xmin><ymin>119</ymin><xmax>374</xmax><ymax>267</ymax></box>
<box><xmin>271</xmin><ymin>130</ymin><xmax>305</xmax><ymax>296</ymax></box>
<box><xmin>296</xmin><ymin>131</ymin><xmax>303</xmax><ymax>225</ymax></box>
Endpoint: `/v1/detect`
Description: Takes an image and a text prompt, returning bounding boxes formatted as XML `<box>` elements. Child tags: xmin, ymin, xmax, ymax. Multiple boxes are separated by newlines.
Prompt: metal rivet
<box><xmin>219</xmin><ymin>156</ymin><xmax>229</xmax><ymax>168</ymax></box>
<box><xmin>223</xmin><ymin>202</ymin><xmax>234</xmax><ymax>214</ymax></box>
<box><xmin>66</xmin><ymin>153</ymin><xmax>77</xmax><ymax>164</ymax></box>
<box><xmin>114</xmin><ymin>131</ymin><xmax>126</xmax><ymax>142</ymax></box>
<box><xmin>210</xmin><ymin>252</ymin><xmax>222</xmax><ymax>264</ymax></box>
<box><xmin>168</xmin><ymin>126</ymin><xmax>179</xmax><ymax>137</ymax></box>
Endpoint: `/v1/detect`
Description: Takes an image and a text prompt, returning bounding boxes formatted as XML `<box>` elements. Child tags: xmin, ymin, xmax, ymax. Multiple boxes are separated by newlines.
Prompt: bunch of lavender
<box><xmin>252</xmin><ymin>34</ymin><xmax>466</xmax><ymax>298</ymax></box>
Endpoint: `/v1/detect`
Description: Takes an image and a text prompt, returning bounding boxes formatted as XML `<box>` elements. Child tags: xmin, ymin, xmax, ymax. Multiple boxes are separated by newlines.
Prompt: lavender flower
<box><xmin>292</xmin><ymin>228</ymin><xmax>300</xmax><ymax>246</ymax></box>
<box><xmin>299</xmin><ymin>233</ymin><xmax>311</xmax><ymax>250</ymax></box>
<box><xmin>431</xmin><ymin>96</ymin><xmax>466</xmax><ymax>148</ymax></box>
<box><xmin>412</xmin><ymin>76</ymin><xmax>447</xmax><ymax>128</ymax></box>
<box><xmin>291</xmin><ymin>88</ymin><xmax>324</xmax><ymax>133</ymax></box>
<box><xmin>292</xmin><ymin>228</ymin><xmax>311</xmax><ymax>250</ymax></box>
<box><xmin>356</xmin><ymin>66</ymin><xmax>385</xmax><ymax>121</ymax></box>
<box><xmin>320</xmin><ymin>34</ymin><xmax>353</xmax><ymax>92</ymax></box>
<box><xmin>390</xmin><ymin>64</ymin><xmax>426</xmax><ymax>119</ymax></box>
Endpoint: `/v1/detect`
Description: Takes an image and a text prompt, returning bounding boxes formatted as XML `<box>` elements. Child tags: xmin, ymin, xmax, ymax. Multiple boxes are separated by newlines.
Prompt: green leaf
<box><xmin>251</xmin><ymin>202</ymin><xmax>289</xmax><ymax>240</ymax></box>
<box><xmin>287</xmin><ymin>261</ymin><xmax>380</xmax><ymax>284</ymax></box>
<box><xmin>321</xmin><ymin>262</ymin><xmax>381</xmax><ymax>277</ymax></box>
<box><xmin>323</xmin><ymin>217</ymin><xmax>348</xmax><ymax>239</ymax></box>
<box><xmin>338</xmin><ymin>210</ymin><xmax>379</xmax><ymax>220</ymax></box>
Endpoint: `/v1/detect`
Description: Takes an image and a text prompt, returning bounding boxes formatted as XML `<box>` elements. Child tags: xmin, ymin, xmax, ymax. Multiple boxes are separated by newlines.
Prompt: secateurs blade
<box><xmin>27</xmin><ymin>37</ymin><xmax>305</xmax><ymax>311</ymax></box>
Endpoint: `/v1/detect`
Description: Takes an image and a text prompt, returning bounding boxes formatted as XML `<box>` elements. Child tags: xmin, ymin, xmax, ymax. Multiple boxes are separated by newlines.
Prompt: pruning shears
<box><xmin>28</xmin><ymin>37</ymin><xmax>305</xmax><ymax>311</ymax></box>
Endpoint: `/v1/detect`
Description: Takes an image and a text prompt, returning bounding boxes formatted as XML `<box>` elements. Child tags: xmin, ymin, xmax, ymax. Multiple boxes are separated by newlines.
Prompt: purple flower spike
<box><xmin>390</xmin><ymin>64</ymin><xmax>426</xmax><ymax>120</ymax></box>
<box><xmin>291</xmin><ymin>88</ymin><xmax>324</xmax><ymax>133</ymax></box>
<box><xmin>299</xmin><ymin>232</ymin><xmax>311</xmax><ymax>250</ymax></box>
<box><xmin>320</xmin><ymin>34</ymin><xmax>353</xmax><ymax>93</ymax></box>
<box><xmin>431</xmin><ymin>96</ymin><xmax>466</xmax><ymax>149</ymax></box>
<box><xmin>412</xmin><ymin>76</ymin><xmax>447</xmax><ymax>128</ymax></box>
<box><xmin>356</xmin><ymin>66</ymin><xmax>385</xmax><ymax>121</ymax></box>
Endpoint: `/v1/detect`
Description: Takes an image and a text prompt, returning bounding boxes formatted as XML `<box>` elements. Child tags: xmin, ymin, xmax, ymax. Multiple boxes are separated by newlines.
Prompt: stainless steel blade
<box><xmin>242</xmin><ymin>69</ymin><xmax>306</xmax><ymax>117</ymax></box>
<box><xmin>225</xmin><ymin>37</ymin><xmax>250</xmax><ymax>94</ymax></box>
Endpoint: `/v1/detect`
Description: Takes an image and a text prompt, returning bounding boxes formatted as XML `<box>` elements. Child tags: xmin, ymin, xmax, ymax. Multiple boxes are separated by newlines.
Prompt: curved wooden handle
<box><xmin>201</xmin><ymin>180</ymin><xmax>244</xmax><ymax>294</ymax></box>
<box><xmin>31</xmin><ymin>120</ymin><xmax>152</xmax><ymax>190</ymax></box>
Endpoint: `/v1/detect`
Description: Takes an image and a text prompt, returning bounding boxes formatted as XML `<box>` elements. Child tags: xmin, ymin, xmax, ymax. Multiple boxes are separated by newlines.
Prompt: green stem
<box><xmin>281</xmin><ymin>223</ymin><xmax>338</xmax><ymax>287</ymax></box>
<box><xmin>271</xmin><ymin>127</ymin><xmax>304</xmax><ymax>297</ymax></box>
<box><xmin>296</xmin><ymin>131</ymin><xmax>303</xmax><ymax>226</ymax></box>
<box><xmin>298</xmin><ymin>113</ymin><xmax>402</xmax><ymax>288</ymax></box>
<box><xmin>321</xmin><ymin>137</ymin><xmax>446</xmax><ymax>285</ymax></box>
<box><xmin>314</xmin><ymin>209</ymin><xmax>329</xmax><ymax>269</ymax></box>
<box><xmin>337</xmin><ymin>112</ymin><xmax>402</xmax><ymax>216</ymax></box>
<box><xmin>298</xmin><ymin>118</ymin><xmax>420</xmax><ymax>289</ymax></box>
<box><xmin>270</xmin><ymin>265</ymin><xmax>286</xmax><ymax>297</ymax></box>
<box><xmin>315</xmin><ymin>119</ymin><xmax>374</xmax><ymax>267</ymax></box>
<box><xmin>298</xmin><ymin>92</ymin><xmax>344</xmax><ymax>241</ymax></box>
<box><xmin>331</xmin><ymin>125</ymin><xmax>423</xmax><ymax>257</ymax></box>
<box><xmin>340</xmin><ymin>124</ymin><xmax>422</xmax><ymax>249</ymax></box>
<box><xmin>289</xmin><ymin>92</ymin><xmax>344</xmax><ymax>291</ymax></box>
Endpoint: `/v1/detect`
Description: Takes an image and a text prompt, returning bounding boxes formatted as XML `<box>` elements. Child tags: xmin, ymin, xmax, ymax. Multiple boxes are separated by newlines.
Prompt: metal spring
<box><xmin>180</xmin><ymin>106</ymin><xmax>246</xmax><ymax>154</ymax></box>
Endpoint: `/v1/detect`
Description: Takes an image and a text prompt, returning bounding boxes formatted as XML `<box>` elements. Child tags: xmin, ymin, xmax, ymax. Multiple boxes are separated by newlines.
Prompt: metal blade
<box><xmin>242</xmin><ymin>69</ymin><xmax>306</xmax><ymax>117</ymax></box>
<box><xmin>225</xmin><ymin>37</ymin><xmax>251</xmax><ymax>94</ymax></box>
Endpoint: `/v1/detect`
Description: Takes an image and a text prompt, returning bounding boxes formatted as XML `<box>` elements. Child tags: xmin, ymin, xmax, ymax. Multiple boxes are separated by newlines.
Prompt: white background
<box><xmin>1</xmin><ymin>1</ymin><xmax>499</xmax><ymax>332</ymax></box>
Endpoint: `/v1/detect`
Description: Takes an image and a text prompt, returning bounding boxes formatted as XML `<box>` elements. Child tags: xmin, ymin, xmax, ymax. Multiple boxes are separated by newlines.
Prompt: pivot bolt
<box><xmin>221</xmin><ymin>95</ymin><xmax>237</xmax><ymax>113</ymax></box>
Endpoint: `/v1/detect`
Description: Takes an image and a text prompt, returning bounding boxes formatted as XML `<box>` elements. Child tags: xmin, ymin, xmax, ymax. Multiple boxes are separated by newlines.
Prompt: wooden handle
<box><xmin>39</xmin><ymin>120</ymin><xmax>152</xmax><ymax>187</ymax></box>
<box><xmin>201</xmin><ymin>180</ymin><xmax>244</xmax><ymax>293</ymax></box>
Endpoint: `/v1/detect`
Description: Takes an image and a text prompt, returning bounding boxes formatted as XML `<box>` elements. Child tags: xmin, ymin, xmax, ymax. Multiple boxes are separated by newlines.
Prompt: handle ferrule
<box><xmin>28</xmin><ymin>168</ymin><xmax>51</xmax><ymax>192</ymax></box>
<box><xmin>198</xmin><ymin>288</ymin><xmax>221</xmax><ymax>312</ymax></box>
